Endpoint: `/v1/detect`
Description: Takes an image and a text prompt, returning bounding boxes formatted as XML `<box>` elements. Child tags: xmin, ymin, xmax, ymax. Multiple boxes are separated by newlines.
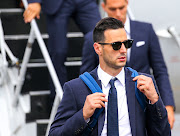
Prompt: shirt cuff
<box><xmin>85</xmin><ymin>118</ymin><xmax>90</xmax><ymax>123</ymax></box>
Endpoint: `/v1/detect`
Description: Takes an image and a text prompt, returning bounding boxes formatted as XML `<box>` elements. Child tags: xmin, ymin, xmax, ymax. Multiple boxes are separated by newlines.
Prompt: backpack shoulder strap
<box><xmin>127</xmin><ymin>67</ymin><xmax>146</xmax><ymax>111</ymax></box>
<box><xmin>80</xmin><ymin>72</ymin><xmax>102</xmax><ymax>93</ymax></box>
<box><xmin>79</xmin><ymin>72</ymin><xmax>104</xmax><ymax>135</ymax></box>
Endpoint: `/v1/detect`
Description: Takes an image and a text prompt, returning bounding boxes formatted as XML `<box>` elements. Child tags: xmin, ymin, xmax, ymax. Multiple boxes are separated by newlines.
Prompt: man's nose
<box><xmin>119</xmin><ymin>44</ymin><xmax>127</xmax><ymax>53</ymax></box>
<box><xmin>115</xmin><ymin>9</ymin><xmax>121</xmax><ymax>17</ymax></box>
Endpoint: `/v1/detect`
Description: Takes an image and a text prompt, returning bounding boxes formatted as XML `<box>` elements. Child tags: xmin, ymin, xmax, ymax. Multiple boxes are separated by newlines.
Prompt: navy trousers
<box><xmin>45</xmin><ymin>0</ymin><xmax>101</xmax><ymax>104</ymax></box>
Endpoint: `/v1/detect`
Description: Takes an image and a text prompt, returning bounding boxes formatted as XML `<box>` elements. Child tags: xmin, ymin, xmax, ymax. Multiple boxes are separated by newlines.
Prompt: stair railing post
<box><xmin>13</xmin><ymin>28</ymin><xmax>35</xmax><ymax>106</ymax></box>
<box><xmin>22</xmin><ymin>0</ymin><xmax>64</xmax><ymax>134</ymax></box>
<box><xmin>0</xmin><ymin>18</ymin><xmax>6</xmax><ymax>85</ymax></box>
<box><xmin>0</xmin><ymin>18</ymin><xmax>8</xmax><ymax>66</ymax></box>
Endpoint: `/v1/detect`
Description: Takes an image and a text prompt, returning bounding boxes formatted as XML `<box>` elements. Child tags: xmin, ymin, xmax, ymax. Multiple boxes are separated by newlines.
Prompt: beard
<box><xmin>103</xmin><ymin>52</ymin><xmax>126</xmax><ymax>70</ymax></box>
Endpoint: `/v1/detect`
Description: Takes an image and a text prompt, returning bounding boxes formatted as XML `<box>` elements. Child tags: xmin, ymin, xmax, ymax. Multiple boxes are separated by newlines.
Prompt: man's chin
<box><xmin>116</xmin><ymin>18</ymin><xmax>122</xmax><ymax>22</ymax></box>
<box><xmin>113</xmin><ymin>63</ymin><xmax>126</xmax><ymax>69</ymax></box>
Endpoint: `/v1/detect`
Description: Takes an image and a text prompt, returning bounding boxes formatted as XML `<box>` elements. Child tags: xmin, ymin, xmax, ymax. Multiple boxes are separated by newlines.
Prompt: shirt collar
<box><xmin>97</xmin><ymin>65</ymin><xmax>125</xmax><ymax>87</ymax></box>
<box><xmin>124</xmin><ymin>15</ymin><xmax>130</xmax><ymax>36</ymax></box>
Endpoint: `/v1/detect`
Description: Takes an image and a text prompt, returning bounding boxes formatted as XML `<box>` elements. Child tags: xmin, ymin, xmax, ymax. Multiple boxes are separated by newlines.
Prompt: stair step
<box><xmin>6</xmin><ymin>39</ymin><xmax>47</xmax><ymax>60</ymax></box>
<box><xmin>1</xmin><ymin>12</ymin><xmax>47</xmax><ymax>35</ymax></box>
<box><xmin>0</xmin><ymin>1</ymin><xmax>21</xmax><ymax>8</ymax></box>
<box><xmin>21</xmin><ymin>63</ymin><xmax>81</xmax><ymax>93</ymax></box>
<box><xmin>0</xmin><ymin>8</ymin><xmax>23</xmax><ymax>13</ymax></box>
<box><xmin>36</xmin><ymin>119</ymin><xmax>49</xmax><ymax>136</ymax></box>
<box><xmin>19</xmin><ymin>61</ymin><xmax>82</xmax><ymax>68</ymax></box>
<box><xmin>4</xmin><ymin>32</ymin><xmax>83</xmax><ymax>40</ymax></box>
<box><xmin>6</xmin><ymin>37</ymin><xmax>83</xmax><ymax>60</ymax></box>
<box><xmin>26</xmin><ymin>91</ymin><xmax>51</xmax><ymax>122</ymax></box>
<box><xmin>67</xmin><ymin>65</ymin><xmax>81</xmax><ymax>80</ymax></box>
<box><xmin>22</xmin><ymin>67</ymin><xmax>49</xmax><ymax>93</ymax></box>
<box><xmin>1</xmin><ymin>9</ymin><xmax>82</xmax><ymax>35</ymax></box>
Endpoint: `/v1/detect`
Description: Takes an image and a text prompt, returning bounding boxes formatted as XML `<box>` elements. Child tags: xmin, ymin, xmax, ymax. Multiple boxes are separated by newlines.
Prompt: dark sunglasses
<box><xmin>98</xmin><ymin>39</ymin><xmax>133</xmax><ymax>50</ymax></box>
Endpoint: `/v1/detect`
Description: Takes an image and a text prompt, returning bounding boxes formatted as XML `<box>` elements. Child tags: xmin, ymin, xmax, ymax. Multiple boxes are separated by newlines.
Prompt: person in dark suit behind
<box><xmin>23</xmin><ymin>0</ymin><xmax>101</xmax><ymax>105</ymax></box>
<box><xmin>80</xmin><ymin>0</ymin><xmax>175</xmax><ymax>129</ymax></box>
<box><xmin>49</xmin><ymin>17</ymin><xmax>170</xmax><ymax>136</ymax></box>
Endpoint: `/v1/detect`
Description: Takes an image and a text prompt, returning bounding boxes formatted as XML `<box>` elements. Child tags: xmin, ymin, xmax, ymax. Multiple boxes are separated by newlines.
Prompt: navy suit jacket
<box><xmin>80</xmin><ymin>20</ymin><xmax>175</xmax><ymax>107</ymax></box>
<box><xmin>28</xmin><ymin>0</ymin><xmax>63</xmax><ymax>15</ymax></box>
<box><xmin>28</xmin><ymin>0</ymin><xmax>98</xmax><ymax>15</ymax></box>
<box><xmin>49</xmin><ymin>67</ymin><xmax>170</xmax><ymax>136</ymax></box>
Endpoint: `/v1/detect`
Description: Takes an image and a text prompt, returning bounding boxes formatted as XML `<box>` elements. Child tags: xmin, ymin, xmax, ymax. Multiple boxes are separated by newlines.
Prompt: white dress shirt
<box><xmin>98</xmin><ymin>66</ymin><xmax>132</xmax><ymax>136</ymax></box>
<box><xmin>124</xmin><ymin>15</ymin><xmax>131</xmax><ymax>62</ymax></box>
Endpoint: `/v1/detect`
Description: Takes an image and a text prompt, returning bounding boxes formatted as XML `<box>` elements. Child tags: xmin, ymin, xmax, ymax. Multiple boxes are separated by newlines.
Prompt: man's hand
<box><xmin>23</xmin><ymin>3</ymin><xmax>41</xmax><ymax>23</ymax></box>
<box><xmin>83</xmin><ymin>93</ymin><xmax>108</xmax><ymax>120</ymax></box>
<box><xmin>166</xmin><ymin>105</ymin><xmax>175</xmax><ymax>129</ymax></box>
<box><xmin>133</xmin><ymin>75</ymin><xmax>159</xmax><ymax>104</ymax></box>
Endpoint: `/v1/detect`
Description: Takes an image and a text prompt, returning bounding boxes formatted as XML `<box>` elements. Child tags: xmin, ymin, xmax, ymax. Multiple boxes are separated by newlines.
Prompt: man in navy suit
<box><xmin>80</xmin><ymin>0</ymin><xmax>175</xmax><ymax>128</ymax></box>
<box><xmin>49</xmin><ymin>17</ymin><xmax>170</xmax><ymax>136</ymax></box>
<box><xmin>23</xmin><ymin>0</ymin><xmax>101</xmax><ymax>104</ymax></box>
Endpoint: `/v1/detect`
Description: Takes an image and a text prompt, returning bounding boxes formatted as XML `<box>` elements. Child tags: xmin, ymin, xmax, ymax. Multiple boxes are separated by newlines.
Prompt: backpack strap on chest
<box><xmin>127</xmin><ymin>67</ymin><xmax>146</xmax><ymax>111</ymax></box>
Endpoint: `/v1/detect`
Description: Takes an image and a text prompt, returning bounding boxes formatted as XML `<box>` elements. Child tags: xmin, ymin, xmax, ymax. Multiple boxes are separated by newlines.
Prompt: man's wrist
<box><xmin>149</xmin><ymin>95</ymin><xmax>159</xmax><ymax>105</ymax></box>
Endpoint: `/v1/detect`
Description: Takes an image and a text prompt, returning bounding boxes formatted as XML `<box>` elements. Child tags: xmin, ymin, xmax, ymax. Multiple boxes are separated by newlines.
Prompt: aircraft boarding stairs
<box><xmin>0</xmin><ymin>0</ymin><xmax>84</xmax><ymax>136</ymax></box>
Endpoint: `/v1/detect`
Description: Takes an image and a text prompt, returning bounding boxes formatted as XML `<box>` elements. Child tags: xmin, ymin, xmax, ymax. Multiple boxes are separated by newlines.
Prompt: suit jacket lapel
<box><xmin>90</xmin><ymin>68</ymin><xmax>105</xmax><ymax>136</ymax></box>
<box><xmin>125</xmin><ymin>68</ymin><xmax>136</xmax><ymax>136</ymax></box>
<box><xmin>94</xmin><ymin>76</ymin><xmax>105</xmax><ymax>136</ymax></box>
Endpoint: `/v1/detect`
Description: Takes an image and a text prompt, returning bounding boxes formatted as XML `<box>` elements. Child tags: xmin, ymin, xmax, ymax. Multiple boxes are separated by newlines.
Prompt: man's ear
<box><xmin>93</xmin><ymin>42</ymin><xmax>102</xmax><ymax>56</ymax></box>
<box><xmin>126</xmin><ymin>0</ymin><xmax>129</xmax><ymax>5</ymax></box>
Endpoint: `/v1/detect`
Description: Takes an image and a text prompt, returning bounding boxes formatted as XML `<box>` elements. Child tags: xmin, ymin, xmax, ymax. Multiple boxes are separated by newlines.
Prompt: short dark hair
<box><xmin>103</xmin><ymin>0</ymin><xmax>128</xmax><ymax>4</ymax></box>
<box><xmin>93</xmin><ymin>17</ymin><xmax>124</xmax><ymax>43</ymax></box>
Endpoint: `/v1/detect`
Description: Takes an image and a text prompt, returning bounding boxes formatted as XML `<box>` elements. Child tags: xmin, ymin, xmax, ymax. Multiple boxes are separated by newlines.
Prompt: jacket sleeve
<box><xmin>146</xmin><ymin>98</ymin><xmax>171</xmax><ymax>136</ymax></box>
<box><xmin>145</xmin><ymin>75</ymin><xmax>171</xmax><ymax>136</ymax></box>
<box><xmin>148</xmin><ymin>24</ymin><xmax>175</xmax><ymax>107</ymax></box>
<box><xmin>49</xmin><ymin>82</ymin><xmax>88</xmax><ymax>136</ymax></box>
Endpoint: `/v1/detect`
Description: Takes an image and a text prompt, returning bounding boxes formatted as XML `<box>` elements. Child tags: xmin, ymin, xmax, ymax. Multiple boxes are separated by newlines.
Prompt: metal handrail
<box><xmin>12</xmin><ymin>28</ymin><xmax>35</xmax><ymax>106</ymax></box>
<box><xmin>21</xmin><ymin>0</ymin><xmax>64</xmax><ymax>135</ymax></box>
<box><xmin>0</xmin><ymin>19</ymin><xmax>7</xmax><ymax>66</ymax></box>
<box><xmin>0</xmin><ymin>6</ymin><xmax>63</xmax><ymax>134</ymax></box>
<box><xmin>0</xmin><ymin>18</ymin><xmax>7</xmax><ymax>85</ymax></box>
<box><xmin>0</xmin><ymin>17</ymin><xmax>19</xmax><ymax>86</ymax></box>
